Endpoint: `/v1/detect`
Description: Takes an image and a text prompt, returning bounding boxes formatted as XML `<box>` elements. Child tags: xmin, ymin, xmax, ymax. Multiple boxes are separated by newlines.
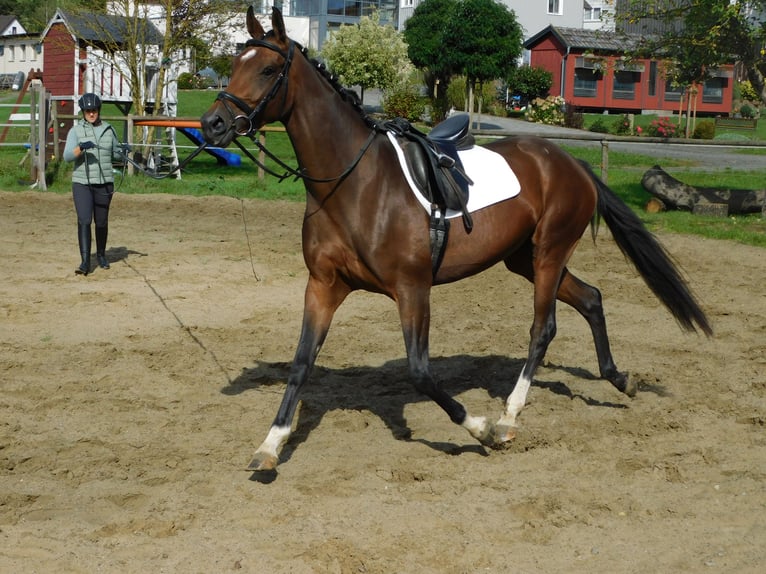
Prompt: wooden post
<box><xmin>36</xmin><ymin>86</ymin><xmax>48</xmax><ymax>191</ymax></box>
<box><xmin>127</xmin><ymin>115</ymin><xmax>135</xmax><ymax>175</ymax></box>
<box><xmin>600</xmin><ymin>139</ymin><xmax>609</xmax><ymax>184</ymax></box>
<box><xmin>51</xmin><ymin>100</ymin><xmax>60</xmax><ymax>162</ymax></box>
<box><xmin>258</xmin><ymin>131</ymin><xmax>266</xmax><ymax>180</ymax></box>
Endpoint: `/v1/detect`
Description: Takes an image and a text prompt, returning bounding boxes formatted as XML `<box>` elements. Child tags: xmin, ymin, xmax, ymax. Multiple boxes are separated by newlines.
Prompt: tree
<box><xmin>208</xmin><ymin>53</ymin><xmax>233</xmax><ymax>89</ymax></box>
<box><xmin>320</xmin><ymin>10</ymin><xmax>412</xmax><ymax>105</ymax></box>
<box><xmin>47</xmin><ymin>2</ymin><xmax>234</xmax><ymax>116</ymax></box>
<box><xmin>403</xmin><ymin>0</ymin><xmax>458</xmax><ymax>114</ymax></box>
<box><xmin>442</xmin><ymin>0</ymin><xmax>523</xmax><ymax>121</ymax></box>
<box><xmin>617</xmin><ymin>0</ymin><xmax>766</xmax><ymax>108</ymax></box>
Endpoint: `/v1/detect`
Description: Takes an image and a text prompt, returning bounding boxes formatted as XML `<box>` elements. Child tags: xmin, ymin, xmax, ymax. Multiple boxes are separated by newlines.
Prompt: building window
<box><xmin>648</xmin><ymin>61</ymin><xmax>657</xmax><ymax>96</ymax></box>
<box><xmin>8</xmin><ymin>45</ymin><xmax>13</xmax><ymax>62</ymax></box>
<box><xmin>613</xmin><ymin>70</ymin><xmax>638</xmax><ymax>100</ymax></box>
<box><xmin>548</xmin><ymin>1</ymin><xmax>562</xmax><ymax>15</ymax></box>
<box><xmin>702</xmin><ymin>77</ymin><xmax>725</xmax><ymax>104</ymax></box>
<box><xmin>664</xmin><ymin>80</ymin><xmax>683</xmax><ymax>102</ymax></box>
<box><xmin>401</xmin><ymin>0</ymin><xmax>414</xmax><ymax>6</ymax></box>
<box><xmin>19</xmin><ymin>44</ymin><xmax>26</xmax><ymax>62</ymax></box>
<box><xmin>584</xmin><ymin>3</ymin><xmax>601</xmax><ymax>21</ymax></box>
<box><xmin>574</xmin><ymin>68</ymin><xmax>599</xmax><ymax>97</ymax></box>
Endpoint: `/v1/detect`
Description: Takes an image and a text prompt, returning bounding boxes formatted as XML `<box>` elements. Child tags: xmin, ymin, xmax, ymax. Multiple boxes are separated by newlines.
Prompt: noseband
<box><xmin>215</xmin><ymin>38</ymin><xmax>297</xmax><ymax>137</ymax></box>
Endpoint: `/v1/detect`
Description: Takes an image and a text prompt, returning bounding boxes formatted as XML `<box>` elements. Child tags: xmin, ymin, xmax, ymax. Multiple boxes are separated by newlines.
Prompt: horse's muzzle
<box><xmin>200</xmin><ymin>109</ymin><xmax>235</xmax><ymax>148</ymax></box>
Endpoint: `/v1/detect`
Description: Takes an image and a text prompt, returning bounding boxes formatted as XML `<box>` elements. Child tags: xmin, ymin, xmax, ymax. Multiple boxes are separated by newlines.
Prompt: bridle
<box><xmin>212</xmin><ymin>35</ymin><xmax>379</xmax><ymax>185</ymax></box>
<box><xmin>215</xmin><ymin>38</ymin><xmax>297</xmax><ymax>138</ymax></box>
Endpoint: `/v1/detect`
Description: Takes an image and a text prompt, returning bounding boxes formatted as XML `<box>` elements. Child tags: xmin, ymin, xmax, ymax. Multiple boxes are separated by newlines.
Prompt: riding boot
<box><xmin>95</xmin><ymin>225</ymin><xmax>110</xmax><ymax>269</ymax></box>
<box><xmin>75</xmin><ymin>224</ymin><xmax>91</xmax><ymax>275</ymax></box>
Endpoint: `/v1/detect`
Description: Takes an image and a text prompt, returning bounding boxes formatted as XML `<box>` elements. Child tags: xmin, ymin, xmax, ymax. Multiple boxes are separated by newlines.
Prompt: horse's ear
<box><xmin>246</xmin><ymin>6</ymin><xmax>265</xmax><ymax>39</ymax></box>
<box><xmin>271</xmin><ymin>6</ymin><xmax>287</xmax><ymax>43</ymax></box>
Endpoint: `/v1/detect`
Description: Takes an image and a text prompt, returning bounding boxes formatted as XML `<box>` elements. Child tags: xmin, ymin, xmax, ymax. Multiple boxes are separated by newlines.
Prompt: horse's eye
<box><xmin>262</xmin><ymin>66</ymin><xmax>276</xmax><ymax>77</ymax></box>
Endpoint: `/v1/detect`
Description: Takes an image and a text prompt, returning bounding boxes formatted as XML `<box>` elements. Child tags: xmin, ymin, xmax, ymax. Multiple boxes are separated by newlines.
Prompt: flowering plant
<box><xmin>646</xmin><ymin>117</ymin><xmax>679</xmax><ymax>138</ymax></box>
<box><xmin>526</xmin><ymin>95</ymin><xmax>566</xmax><ymax>126</ymax></box>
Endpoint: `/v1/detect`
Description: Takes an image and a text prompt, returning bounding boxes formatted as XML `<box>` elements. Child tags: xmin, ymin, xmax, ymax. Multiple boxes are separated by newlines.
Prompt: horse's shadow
<box><xmin>221</xmin><ymin>354</ymin><xmax>640</xmax><ymax>474</ymax></box>
<box><xmin>104</xmin><ymin>246</ymin><xmax>148</xmax><ymax>265</ymax></box>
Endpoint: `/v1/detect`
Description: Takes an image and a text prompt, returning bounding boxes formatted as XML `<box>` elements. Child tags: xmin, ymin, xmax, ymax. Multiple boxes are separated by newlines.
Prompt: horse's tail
<box><xmin>581</xmin><ymin>160</ymin><xmax>713</xmax><ymax>336</ymax></box>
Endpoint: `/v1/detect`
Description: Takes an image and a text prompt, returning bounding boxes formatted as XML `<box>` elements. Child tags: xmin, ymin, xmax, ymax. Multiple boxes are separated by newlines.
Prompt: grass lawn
<box><xmin>581</xmin><ymin>111</ymin><xmax>766</xmax><ymax>141</ymax></box>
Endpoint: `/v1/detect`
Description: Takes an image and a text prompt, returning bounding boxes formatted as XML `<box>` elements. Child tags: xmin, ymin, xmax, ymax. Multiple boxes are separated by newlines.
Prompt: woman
<box><xmin>63</xmin><ymin>93</ymin><xmax>123</xmax><ymax>275</ymax></box>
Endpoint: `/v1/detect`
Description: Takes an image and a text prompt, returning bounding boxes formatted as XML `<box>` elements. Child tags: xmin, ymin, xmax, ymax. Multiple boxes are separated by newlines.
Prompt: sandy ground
<box><xmin>1</xmin><ymin>190</ymin><xmax>764</xmax><ymax>573</ymax></box>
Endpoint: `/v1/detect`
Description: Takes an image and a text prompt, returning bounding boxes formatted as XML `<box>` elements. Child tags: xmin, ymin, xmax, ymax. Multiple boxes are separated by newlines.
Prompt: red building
<box><xmin>524</xmin><ymin>26</ymin><xmax>734</xmax><ymax>117</ymax></box>
<box><xmin>40</xmin><ymin>9</ymin><xmax>162</xmax><ymax>151</ymax></box>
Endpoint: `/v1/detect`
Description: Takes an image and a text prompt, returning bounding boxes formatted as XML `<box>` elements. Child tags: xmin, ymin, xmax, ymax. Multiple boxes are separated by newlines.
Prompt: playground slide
<box><xmin>177</xmin><ymin>127</ymin><xmax>241</xmax><ymax>167</ymax></box>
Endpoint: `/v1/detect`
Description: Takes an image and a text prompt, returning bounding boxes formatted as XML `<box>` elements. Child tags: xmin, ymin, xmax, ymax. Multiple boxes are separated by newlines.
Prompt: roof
<box><xmin>524</xmin><ymin>26</ymin><xmax>641</xmax><ymax>53</ymax></box>
<box><xmin>0</xmin><ymin>15</ymin><xmax>23</xmax><ymax>36</ymax></box>
<box><xmin>43</xmin><ymin>9</ymin><xmax>163</xmax><ymax>46</ymax></box>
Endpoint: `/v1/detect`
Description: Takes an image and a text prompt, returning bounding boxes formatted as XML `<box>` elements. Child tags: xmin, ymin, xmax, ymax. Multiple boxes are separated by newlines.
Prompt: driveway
<box><xmin>470</xmin><ymin>114</ymin><xmax>766</xmax><ymax>172</ymax></box>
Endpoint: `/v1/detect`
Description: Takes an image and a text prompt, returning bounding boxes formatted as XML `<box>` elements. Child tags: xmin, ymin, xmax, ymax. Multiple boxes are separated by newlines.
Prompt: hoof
<box><xmin>492</xmin><ymin>423</ymin><xmax>517</xmax><ymax>448</ymax></box>
<box><xmin>475</xmin><ymin>420</ymin><xmax>497</xmax><ymax>447</ymax></box>
<box><xmin>246</xmin><ymin>452</ymin><xmax>278</xmax><ymax>472</ymax></box>
<box><xmin>607</xmin><ymin>370</ymin><xmax>636</xmax><ymax>398</ymax></box>
<box><xmin>623</xmin><ymin>377</ymin><xmax>637</xmax><ymax>398</ymax></box>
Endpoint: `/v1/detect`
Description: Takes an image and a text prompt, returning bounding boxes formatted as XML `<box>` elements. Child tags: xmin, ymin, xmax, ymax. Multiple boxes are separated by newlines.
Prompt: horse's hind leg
<box><xmin>494</xmin><ymin>252</ymin><xmax>566</xmax><ymax>443</ymax></box>
<box><xmin>556</xmin><ymin>270</ymin><xmax>636</xmax><ymax>397</ymax></box>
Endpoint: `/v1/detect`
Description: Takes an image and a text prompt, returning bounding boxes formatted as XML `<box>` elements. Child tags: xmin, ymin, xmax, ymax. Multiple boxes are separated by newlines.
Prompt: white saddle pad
<box><xmin>386</xmin><ymin>131</ymin><xmax>521</xmax><ymax>219</ymax></box>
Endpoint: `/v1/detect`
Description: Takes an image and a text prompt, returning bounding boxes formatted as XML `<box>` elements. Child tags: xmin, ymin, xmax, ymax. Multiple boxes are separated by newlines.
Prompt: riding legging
<box><xmin>72</xmin><ymin>182</ymin><xmax>113</xmax><ymax>227</ymax></box>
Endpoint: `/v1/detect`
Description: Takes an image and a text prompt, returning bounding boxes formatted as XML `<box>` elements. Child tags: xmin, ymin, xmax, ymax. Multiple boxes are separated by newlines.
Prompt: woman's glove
<box><xmin>79</xmin><ymin>141</ymin><xmax>95</xmax><ymax>150</ymax></box>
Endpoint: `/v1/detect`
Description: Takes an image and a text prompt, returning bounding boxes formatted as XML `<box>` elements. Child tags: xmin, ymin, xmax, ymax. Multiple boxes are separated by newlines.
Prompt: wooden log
<box><xmin>641</xmin><ymin>165</ymin><xmax>766</xmax><ymax>214</ymax></box>
<box><xmin>645</xmin><ymin>197</ymin><xmax>666</xmax><ymax>213</ymax></box>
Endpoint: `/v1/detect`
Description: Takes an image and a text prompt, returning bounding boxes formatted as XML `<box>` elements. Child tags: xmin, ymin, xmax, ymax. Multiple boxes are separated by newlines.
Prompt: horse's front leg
<box><xmin>397</xmin><ymin>288</ymin><xmax>496</xmax><ymax>446</ymax></box>
<box><xmin>247</xmin><ymin>276</ymin><xmax>349</xmax><ymax>472</ymax></box>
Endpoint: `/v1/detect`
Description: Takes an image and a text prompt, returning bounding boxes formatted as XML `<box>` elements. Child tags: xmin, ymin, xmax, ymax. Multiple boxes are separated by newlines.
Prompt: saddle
<box><xmin>382</xmin><ymin>114</ymin><xmax>475</xmax><ymax>275</ymax></box>
<box><xmin>384</xmin><ymin>115</ymin><xmax>475</xmax><ymax>228</ymax></box>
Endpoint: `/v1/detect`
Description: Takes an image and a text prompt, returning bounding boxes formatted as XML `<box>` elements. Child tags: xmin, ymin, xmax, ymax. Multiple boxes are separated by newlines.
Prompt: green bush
<box><xmin>612</xmin><ymin>114</ymin><xmax>633</xmax><ymax>135</ymax></box>
<box><xmin>692</xmin><ymin>120</ymin><xmax>715</xmax><ymax>140</ymax></box>
<box><xmin>739</xmin><ymin>103</ymin><xmax>755</xmax><ymax>119</ymax></box>
<box><xmin>177</xmin><ymin>72</ymin><xmax>214</xmax><ymax>90</ymax></box>
<box><xmin>382</xmin><ymin>85</ymin><xmax>426</xmax><ymax>122</ymax></box>
<box><xmin>178</xmin><ymin>72</ymin><xmax>196</xmax><ymax>90</ymax></box>
<box><xmin>505</xmin><ymin>66</ymin><xmax>553</xmax><ymax>106</ymax></box>
<box><xmin>589</xmin><ymin>117</ymin><xmax>610</xmax><ymax>133</ymax></box>
<box><xmin>445</xmin><ymin>77</ymin><xmax>496</xmax><ymax>113</ymax></box>
<box><xmin>564</xmin><ymin>104</ymin><xmax>583</xmax><ymax>129</ymax></box>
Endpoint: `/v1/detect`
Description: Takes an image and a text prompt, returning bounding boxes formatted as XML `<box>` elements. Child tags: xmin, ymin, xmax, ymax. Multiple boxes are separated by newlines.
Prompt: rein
<box><xmin>121</xmin><ymin>139</ymin><xmax>210</xmax><ymax>181</ymax></box>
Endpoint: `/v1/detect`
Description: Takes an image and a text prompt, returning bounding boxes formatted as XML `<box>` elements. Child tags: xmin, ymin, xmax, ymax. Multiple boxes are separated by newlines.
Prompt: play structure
<box><xmin>178</xmin><ymin>127</ymin><xmax>241</xmax><ymax>167</ymax></box>
<box><xmin>126</xmin><ymin>117</ymin><xmax>242</xmax><ymax>176</ymax></box>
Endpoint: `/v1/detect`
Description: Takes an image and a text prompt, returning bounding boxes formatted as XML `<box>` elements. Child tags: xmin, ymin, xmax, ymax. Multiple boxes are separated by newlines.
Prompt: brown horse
<box><xmin>201</xmin><ymin>8</ymin><xmax>711</xmax><ymax>472</ymax></box>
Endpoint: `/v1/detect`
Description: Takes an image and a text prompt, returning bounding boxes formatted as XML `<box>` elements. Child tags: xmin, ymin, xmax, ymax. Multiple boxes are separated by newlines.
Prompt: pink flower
<box><xmin>636</xmin><ymin>126</ymin><xmax>643</xmax><ymax>134</ymax></box>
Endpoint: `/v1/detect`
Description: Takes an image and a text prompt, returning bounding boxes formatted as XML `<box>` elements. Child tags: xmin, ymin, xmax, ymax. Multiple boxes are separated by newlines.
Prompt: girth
<box><xmin>381</xmin><ymin>114</ymin><xmax>476</xmax><ymax>276</ymax></box>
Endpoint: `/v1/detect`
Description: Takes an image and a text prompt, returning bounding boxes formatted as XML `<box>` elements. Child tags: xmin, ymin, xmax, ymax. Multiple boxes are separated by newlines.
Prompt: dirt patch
<box><xmin>1</xmin><ymin>190</ymin><xmax>764</xmax><ymax>573</ymax></box>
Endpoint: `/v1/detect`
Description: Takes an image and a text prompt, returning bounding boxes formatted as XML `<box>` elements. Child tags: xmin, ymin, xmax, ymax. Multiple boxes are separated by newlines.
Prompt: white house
<box><xmin>0</xmin><ymin>15</ymin><xmax>43</xmax><ymax>80</ymax></box>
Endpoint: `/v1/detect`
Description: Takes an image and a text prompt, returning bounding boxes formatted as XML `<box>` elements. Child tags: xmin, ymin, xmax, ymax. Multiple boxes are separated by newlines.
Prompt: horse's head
<box><xmin>201</xmin><ymin>7</ymin><xmax>295</xmax><ymax>147</ymax></box>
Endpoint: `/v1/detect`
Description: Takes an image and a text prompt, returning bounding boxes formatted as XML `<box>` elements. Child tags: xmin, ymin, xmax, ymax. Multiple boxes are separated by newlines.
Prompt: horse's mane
<box><xmin>247</xmin><ymin>30</ymin><xmax>377</xmax><ymax>129</ymax></box>
<box><xmin>305</xmin><ymin>52</ymin><xmax>377</xmax><ymax>127</ymax></box>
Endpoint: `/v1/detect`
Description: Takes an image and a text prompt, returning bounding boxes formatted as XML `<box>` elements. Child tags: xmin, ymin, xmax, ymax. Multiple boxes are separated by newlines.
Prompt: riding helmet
<box><xmin>79</xmin><ymin>93</ymin><xmax>102</xmax><ymax>111</ymax></box>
